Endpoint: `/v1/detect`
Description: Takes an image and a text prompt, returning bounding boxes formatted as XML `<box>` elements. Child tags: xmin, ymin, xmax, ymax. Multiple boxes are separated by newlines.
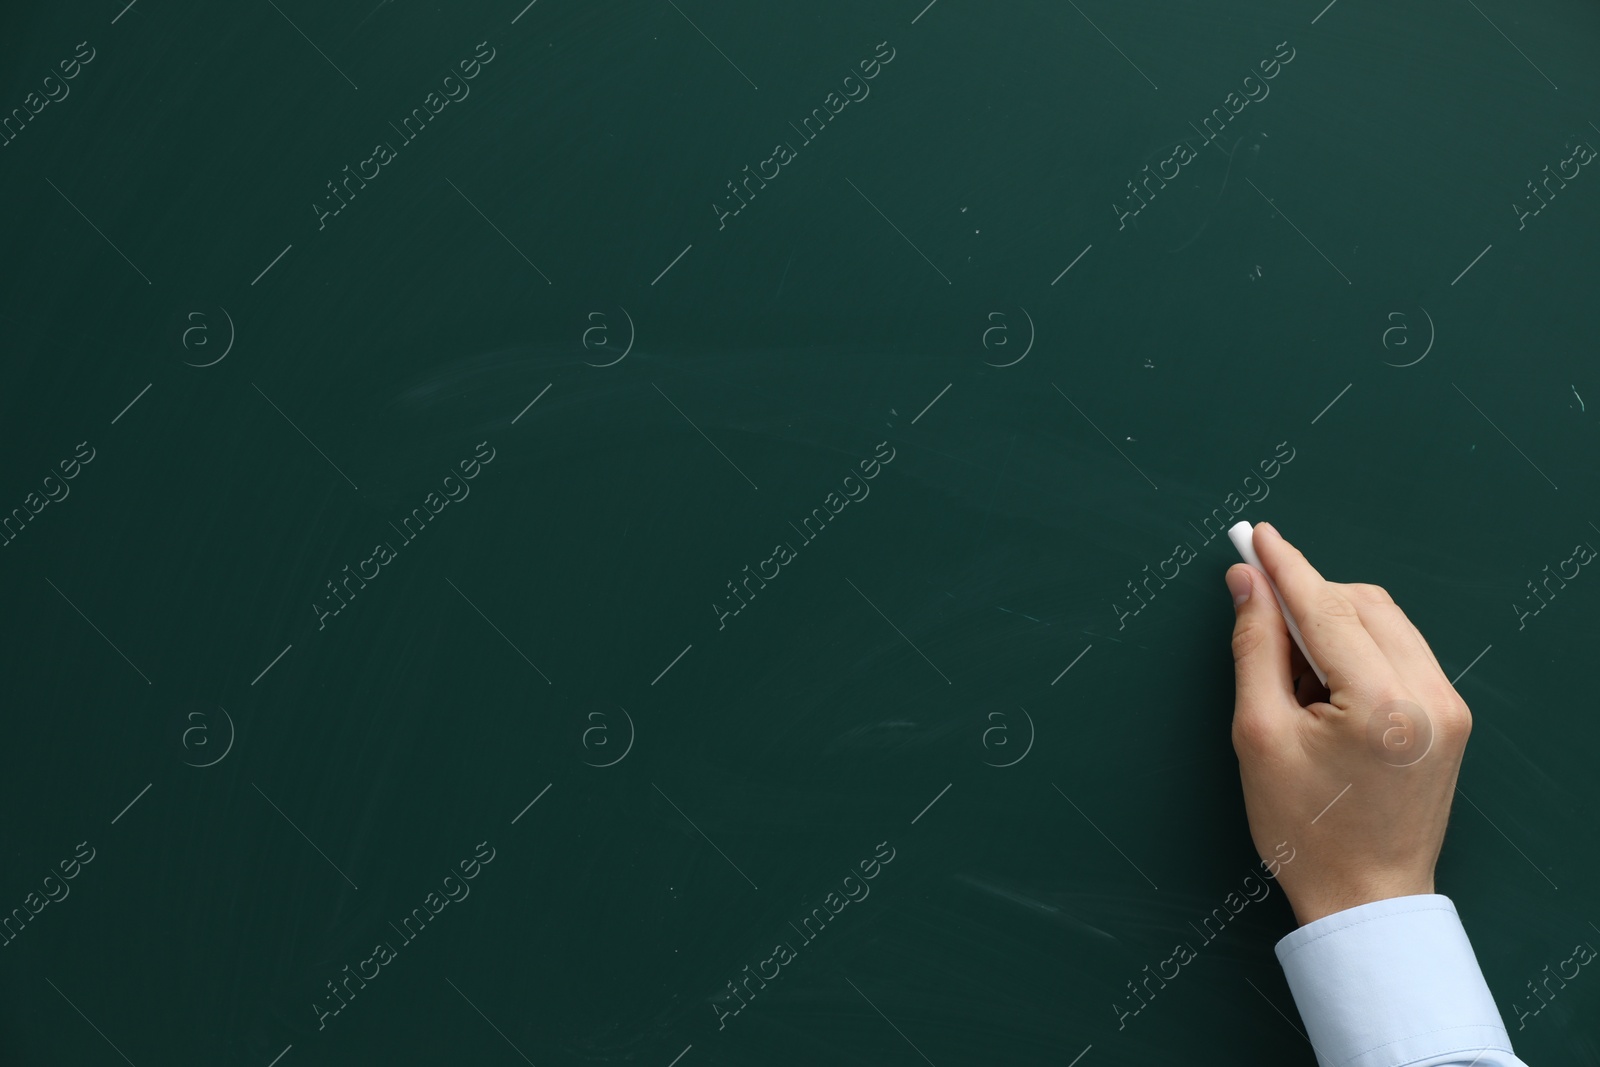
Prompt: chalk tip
<box><xmin>1226</xmin><ymin>520</ymin><xmax>1257</xmax><ymax>562</ymax></box>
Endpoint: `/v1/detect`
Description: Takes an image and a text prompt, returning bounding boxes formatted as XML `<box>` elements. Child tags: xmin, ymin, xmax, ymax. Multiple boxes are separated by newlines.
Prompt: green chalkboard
<box><xmin>2</xmin><ymin>0</ymin><xmax>1597</xmax><ymax>1064</ymax></box>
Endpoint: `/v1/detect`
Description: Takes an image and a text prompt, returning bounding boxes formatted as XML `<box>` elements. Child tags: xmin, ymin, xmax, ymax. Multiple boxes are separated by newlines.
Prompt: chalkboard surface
<box><xmin>2</xmin><ymin>1</ymin><xmax>1598</xmax><ymax>1064</ymax></box>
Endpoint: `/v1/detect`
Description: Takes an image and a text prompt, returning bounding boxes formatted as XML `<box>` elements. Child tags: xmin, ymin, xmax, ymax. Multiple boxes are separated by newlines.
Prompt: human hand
<box><xmin>1225</xmin><ymin>522</ymin><xmax>1472</xmax><ymax>927</ymax></box>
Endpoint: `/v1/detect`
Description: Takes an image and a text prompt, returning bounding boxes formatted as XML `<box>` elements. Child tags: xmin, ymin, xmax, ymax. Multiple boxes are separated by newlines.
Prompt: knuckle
<box><xmin>1314</xmin><ymin>589</ymin><xmax>1362</xmax><ymax>621</ymax></box>
<box><xmin>1231</xmin><ymin>619</ymin><xmax>1269</xmax><ymax>662</ymax></box>
<box><xmin>1435</xmin><ymin>692</ymin><xmax>1473</xmax><ymax>734</ymax></box>
<box><xmin>1231</xmin><ymin>713</ymin><xmax>1273</xmax><ymax>756</ymax></box>
<box><xmin>1345</xmin><ymin>582</ymin><xmax>1394</xmax><ymax>606</ymax></box>
<box><xmin>1372</xmin><ymin>685</ymin><xmax>1413</xmax><ymax>711</ymax></box>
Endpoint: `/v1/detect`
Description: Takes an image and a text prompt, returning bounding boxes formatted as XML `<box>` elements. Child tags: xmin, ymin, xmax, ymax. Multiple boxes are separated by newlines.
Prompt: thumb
<box><xmin>1227</xmin><ymin>563</ymin><xmax>1295</xmax><ymax>711</ymax></box>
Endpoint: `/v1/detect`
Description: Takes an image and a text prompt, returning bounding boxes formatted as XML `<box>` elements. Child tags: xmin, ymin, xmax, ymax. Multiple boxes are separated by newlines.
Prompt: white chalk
<box><xmin>1227</xmin><ymin>521</ymin><xmax>1328</xmax><ymax>687</ymax></box>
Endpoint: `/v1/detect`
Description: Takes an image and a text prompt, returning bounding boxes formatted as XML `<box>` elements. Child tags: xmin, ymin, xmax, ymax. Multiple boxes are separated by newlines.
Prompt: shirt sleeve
<box><xmin>1273</xmin><ymin>893</ymin><xmax>1530</xmax><ymax>1067</ymax></box>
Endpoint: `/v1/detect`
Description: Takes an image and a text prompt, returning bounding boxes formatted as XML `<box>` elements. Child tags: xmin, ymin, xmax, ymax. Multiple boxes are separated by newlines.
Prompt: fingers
<box><xmin>1227</xmin><ymin>563</ymin><xmax>1296</xmax><ymax>712</ymax></box>
<box><xmin>1335</xmin><ymin>582</ymin><xmax>1453</xmax><ymax>695</ymax></box>
<box><xmin>1251</xmin><ymin>522</ymin><xmax>1396</xmax><ymax>700</ymax></box>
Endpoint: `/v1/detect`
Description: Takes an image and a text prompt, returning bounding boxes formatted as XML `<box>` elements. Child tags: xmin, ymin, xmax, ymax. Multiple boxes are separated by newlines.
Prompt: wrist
<box><xmin>1288</xmin><ymin>874</ymin><xmax>1436</xmax><ymax>927</ymax></box>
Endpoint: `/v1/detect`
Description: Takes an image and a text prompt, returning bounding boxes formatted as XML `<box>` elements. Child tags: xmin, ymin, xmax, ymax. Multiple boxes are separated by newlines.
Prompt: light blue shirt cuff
<box><xmin>1274</xmin><ymin>894</ymin><xmax>1527</xmax><ymax>1067</ymax></box>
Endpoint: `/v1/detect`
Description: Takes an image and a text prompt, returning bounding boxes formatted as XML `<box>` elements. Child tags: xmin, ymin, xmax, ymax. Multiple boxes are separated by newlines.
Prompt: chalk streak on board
<box><xmin>652</xmin><ymin>782</ymin><xmax>759</xmax><ymax>889</ymax></box>
<box><xmin>1450</xmin><ymin>243</ymin><xmax>1492</xmax><ymax>286</ymax></box>
<box><xmin>911</xmin><ymin>782</ymin><xmax>952</xmax><ymax>824</ymax></box>
<box><xmin>512</xmin><ymin>783</ymin><xmax>553</xmax><ymax>824</ymax></box>
<box><xmin>512</xmin><ymin>383</ymin><xmax>552</xmax><ymax>424</ymax></box>
<box><xmin>1051</xmin><ymin>244</ymin><xmax>1093</xmax><ymax>284</ymax></box>
<box><xmin>911</xmin><ymin>0</ymin><xmax>939</xmax><ymax>23</ymax></box>
<box><xmin>843</xmin><ymin>976</ymin><xmax>939</xmax><ymax>1067</ymax></box>
<box><xmin>1310</xmin><ymin>0</ymin><xmax>1338</xmax><ymax>23</ymax></box>
<box><xmin>1066</xmin><ymin>1045</ymin><xmax>1093</xmax><ymax>1067</ymax></box>
<box><xmin>251</xmin><ymin>244</ymin><xmax>293</xmax><ymax>285</ymax></box>
<box><xmin>911</xmin><ymin>383</ymin><xmax>951</xmax><ymax>424</ymax></box>
<box><xmin>1051</xmin><ymin>644</ymin><xmax>1092</xmax><ymax>684</ymax></box>
<box><xmin>111</xmin><ymin>782</ymin><xmax>152</xmax><ymax>825</ymax></box>
<box><xmin>666</xmin><ymin>1045</ymin><xmax>693</xmax><ymax>1067</ymax></box>
<box><xmin>652</xmin><ymin>244</ymin><xmax>693</xmax><ymax>285</ymax></box>
<box><xmin>652</xmin><ymin>643</ymin><xmax>693</xmax><ymax>685</ymax></box>
<box><xmin>445</xmin><ymin>577</ymin><xmax>552</xmax><ymax>683</ymax></box>
<box><xmin>251</xmin><ymin>643</ymin><xmax>294</xmax><ymax>685</ymax></box>
<box><xmin>446</xmin><ymin>978</ymin><xmax>539</xmax><ymax>1065</ymax></box>
<box><xmin>652</xmin><ymin>384</ymin><xmax>759</xmax><ymax>489</ymax></box>
<box><xmin>844</xmin><ymin>577</ymin><xmax>952</xmax><ymax>684</ymax></box>
<box><xmin>1310</xmin><ymin>382</ymin><xmax>1352</xmax><ymax>424</ymax></box>
<box><xmin>1243</xmin><ymin>178</ymin><xmax>1352</xmax><ymax>285</ymax></box>
<box><xmin>1053</xmin><ymin>784</ymin><xmax>1159</xmax><ymax>890</ymax></box>
<box><xmin>1051</xmin><ymin>384</ymin><xmax>1159</xmax><ymax>490</ymax></box>
<box><xmin>45</xmin><ymin>178</ymin><xmax>152</xmax><ymax>285</ymax></box>
<box><xmin>1450</xmin><ymin>643</ymin><xmax>1492</xmax><ymax>686</ymax></box>
<box><xmin>1451</xmin><ymin>384</ymin><xmax>1558</xmax><ymax>489</ymax></box>
<box><xmin>111</xmin><ymin>383</ymin><xmax>152</xmax><ymax>425</ymax></box>
<box><xmin>266</xmin><ymin>1045</ymin><xmax>293</xmax><ymax>1067</ymax></box>
<box><xmin>111</xmin><ymin>0</ymin><xmax>138</xmax><ymax>24</ymax></box>
<box><xmin>511</xmin><ymin>0</ymin><xmax>539</xmax><ymax>24</ymax></box>
<box><xmin>844</xmin><ymin>178</ymin><xmax>952</xmax><ymax>284</ymax></box>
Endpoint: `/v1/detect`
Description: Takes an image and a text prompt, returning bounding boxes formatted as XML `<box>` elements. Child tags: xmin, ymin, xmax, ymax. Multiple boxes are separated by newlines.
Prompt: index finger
<box><xmin>1251</xmin><ymin>522</ymin><xmax>1395</xmax><ymax>702</ymax></box>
